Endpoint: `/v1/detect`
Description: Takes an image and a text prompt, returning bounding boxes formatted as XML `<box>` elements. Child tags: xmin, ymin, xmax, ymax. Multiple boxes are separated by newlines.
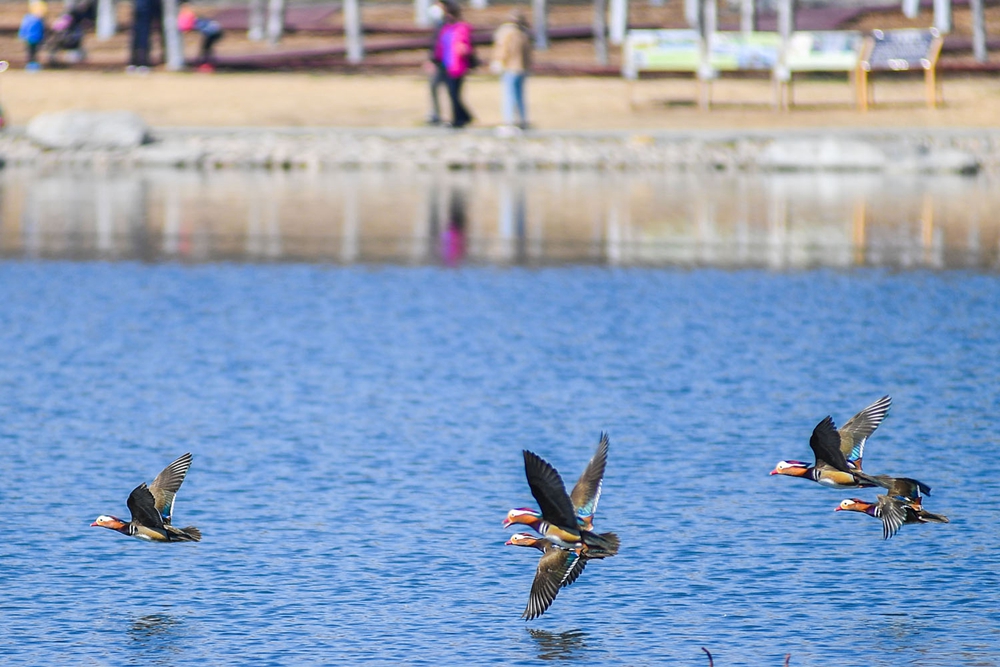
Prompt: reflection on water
<box><xmin>128</xmin><ymin>613</ymin><xmax>183</xmax><ymax>665</ymax></box>
<box><xmin>527</xmin><ymin>628</ymin><xmax>590</xmax><ymax>661</ymax></box>
<box><xmin>1</xmin><ymin>167</ymin><xmax>998</xmax><ymax>269</ymax></box>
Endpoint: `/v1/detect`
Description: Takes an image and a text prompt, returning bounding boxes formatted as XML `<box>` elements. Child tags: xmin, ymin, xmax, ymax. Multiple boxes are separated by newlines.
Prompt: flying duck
<box><xmin>771</xmin><ymin>397</ymin><xmax>927</xmax><ymax>493</ymax></box>
<box><xmin>504</xmin><ymin>432</ymin><xmax>608</xmax><ymax>532</ymax></box>
<box><xmin>91</xmin><ymin>452</ymin><xmax>202</xmax><ymax>542</ymax></box>
<box><xmin>771</xmin><ymin>396</ymin><xmax>891</xmax><ymax>488</ymax></box>
<box><xmin>506</xmin><ymin>533</ymin><xmax>587</xmax><ymax>620</ymax></box>
<box><xmin>504</xmin><ymin>448</ymin><xmax>619</xmax><ymax>557</ymax></box>
<box><xmin>836</xmin><ymin>477</ymin><xmax>948</xmax><ymax>539</ymax></box>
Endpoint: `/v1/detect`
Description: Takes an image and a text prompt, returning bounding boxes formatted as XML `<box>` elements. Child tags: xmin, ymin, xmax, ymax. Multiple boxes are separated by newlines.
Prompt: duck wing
<box><xmin>523</xmin><ymin>450</ymin><xmax>580</xmax><ymax>530</ymax></box>
<box><xmin>885</xmin><ymin>476</ymin><xmax>931</xmax><ymax>499</ymax></box>
<box><xmin>838</xmin><ymin>395</ymin><xmax>891</xmax><ymax>468</ymax></box>
<box><xmin>126</xmin><ymin>483</ymin><xmax>166</xmax><ymax>530</ymax></box>
<box><xmin>569</xmin><ymin>433</ymin><xmax>609</xmax><ymax>528</ymax></box>
<box><xmin>809</xmin><ymin>416</ymin><xmax>852</xmax><ymax>472</ymax></box>
<box><xmin>148</xmin><ymin>453</ymin><xmax>193</xmax><ymax>524</ymax></box>
<box><xmin>875</xmin><ymin>495</ymin><xmax>907</xmax><ymax>540</ymax></box>
<box><xmin>522</xmin><ymin>546</ymin><xmax>581</xmax><ymax>620</ymax></box>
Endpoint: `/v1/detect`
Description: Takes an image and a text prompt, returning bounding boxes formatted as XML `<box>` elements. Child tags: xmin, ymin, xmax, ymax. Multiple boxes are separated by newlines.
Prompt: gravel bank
<box><xmin>2</xmin><ymin>127</ymin><xmax>999</xmax><ymax>174</ymax></box>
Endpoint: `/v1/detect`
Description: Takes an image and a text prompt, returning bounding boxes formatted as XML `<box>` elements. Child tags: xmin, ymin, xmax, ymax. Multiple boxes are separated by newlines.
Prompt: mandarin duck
<box><xmin>91</xmin><ymin>452</ymin><xmax>202</xmax><ymax>542</ymax></box>
<box><xmin>772</xmin><ymin>397</ymin><xmax>930</xmax><ymax>495</ymax></box>
<box><xmin>836</xmin><ymin>476</ymin><xmax>948</xmax><ymax>539</ymax></box>
<box><xmin>504</xmin><ymin>447</ymin><xmax>619</xmax><ymax>557</ymax></box>
<box><xmin>504</xmin><ymin>432</ymin><xmax>608</xmax><ymax>533</ymax></box>
<box><xmin>771</xmin><ymin>395</ymin><xmax>893</xmax><ymax>488</ymax></box>
<box><xmin>506</xmin><ymin>533</ymin><xmax>589</xmax><ymax>620</ymax></box>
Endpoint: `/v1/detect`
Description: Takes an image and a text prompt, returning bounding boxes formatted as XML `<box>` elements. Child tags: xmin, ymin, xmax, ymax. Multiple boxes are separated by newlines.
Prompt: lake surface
<box><xmin>1</xmin><ymin>170</ymin><xmax>999</xmax><ymax>666</ymax></box>
<box><xmin>1</xmin><ymin>167</ymin><xmax>999</xmax><ymax>269</ymax></box>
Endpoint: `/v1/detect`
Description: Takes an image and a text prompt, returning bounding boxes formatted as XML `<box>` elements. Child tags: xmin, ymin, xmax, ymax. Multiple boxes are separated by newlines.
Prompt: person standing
<box><xmin>18</xmin><ymin>1</ymin><xmax>48</xmax><ymax>71</ymax></box>
<box><xmin>491</xmin><ymin>10</ymin><xmax>532</xmax><ymax>130</ymax></box>
<box><xmin>424</xmin><ymin>1</ymin><xmax>447</xmax><ymax>125</ymax></box>
<box><xmin>435</xmin><ymin>1</ymin><xmax>473</xmax><ymax>128</ymax></box>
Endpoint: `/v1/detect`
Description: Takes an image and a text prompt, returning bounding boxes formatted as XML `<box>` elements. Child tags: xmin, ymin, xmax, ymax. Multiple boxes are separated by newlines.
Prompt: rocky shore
<box><xmin>1</xmin><ymin>111</ymin><xmax>998</xmax><ymax>174</ymax></box>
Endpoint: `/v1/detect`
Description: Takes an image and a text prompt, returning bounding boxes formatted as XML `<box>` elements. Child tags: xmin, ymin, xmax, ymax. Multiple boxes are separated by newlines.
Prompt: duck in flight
<box><xmin>771</xmin><ymin>395</ymin><xmax>892</xmax><ymax>488</ymax></box>
<box><xmin>771</xmin><ymin>397</ymin><xmax>928</xmax><ymax>495</ymax></box>
<box><xmin>504</xmin><ymin>432</ymin><xmax>608</xmax><ymax>533</ymax></box>
<box><xmin>836</xmin><ymin>476</ymin><xmax>948</xmax><ymax>540</ymax></box>
<box><xmin>506</xmin><ymin>533</ymin><xmax>589</xmax><ymax>620</ymax></box>
<box><xmin>504</xmin><ymin>438</ymin><xmax>619</xmax><ymax>558</ymax></box>
<box><xmin>91</xmin><ymin>452</ymin><xmax>202</xmax><ymax>542</ymax></box>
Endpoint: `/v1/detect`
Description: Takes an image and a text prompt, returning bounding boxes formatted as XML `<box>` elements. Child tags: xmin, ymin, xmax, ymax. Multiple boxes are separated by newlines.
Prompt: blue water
<box><xmin>1</xmin><ymin>263</ymin><xmax>998</xmax><ymax>666</ymax></box>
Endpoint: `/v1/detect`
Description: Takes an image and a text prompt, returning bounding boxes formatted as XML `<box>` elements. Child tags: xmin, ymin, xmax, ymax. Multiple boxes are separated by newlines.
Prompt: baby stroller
<box><xmin>47</xmin><ymin>0</ymin><xmax>95</xmax><ymax>65</ymax></box>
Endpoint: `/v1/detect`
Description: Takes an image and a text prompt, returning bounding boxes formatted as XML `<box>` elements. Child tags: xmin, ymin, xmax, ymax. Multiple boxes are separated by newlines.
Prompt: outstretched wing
<box><xmin>148</xmin><ymin>453</ymin><xmax>193</xmax><ymax>525</ymax></box>
<box><xmin>522</xmin><ymin>547</ymin><xmax>581</xmax><ymax>620</ymax></box>
<box><xmin>523</xmin><ymin>450</ymin><xmax>579</xmax><ymax>530</ymax></box>
<box><xmin>569</xmin><ymin>433</ymin><xmax>609</xmax><ymax>528</ymax></box>
<box><xmin>875</xmin><ymin>495</ymin><xmax>907</xmax><ymax>540</ymax></box>
<box><xmin>126</xmin><ymin>483</ymin><xmax>166</xmax><ymax>529</ymax></box>
<box><xmin>839</xmin><ymin>396</ymin><xmax>891</xmax><ymax>467</ymax></box>
<box><xmin>809</xmin><ymin>416</ymin><xmax>851</xmax><ymax>472</ymax></box>
<box><xmin>885</xmin><ymin>476</ymin><xmax>931</xmax><ymax>500</ymax></box>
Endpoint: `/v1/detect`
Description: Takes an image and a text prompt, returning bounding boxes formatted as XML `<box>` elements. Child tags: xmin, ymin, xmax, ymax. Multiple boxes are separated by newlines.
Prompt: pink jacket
<box><xmin>438</xmin><ymin>21</ymin><xmax>472</xmax><ymax>78</ymax></box>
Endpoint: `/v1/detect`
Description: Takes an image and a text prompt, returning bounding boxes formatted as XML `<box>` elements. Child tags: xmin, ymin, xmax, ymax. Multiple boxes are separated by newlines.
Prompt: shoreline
<box><xmin>2</xmin><ymin>125</ymin><xmax>997</xmax><ymax>173</ymax></box>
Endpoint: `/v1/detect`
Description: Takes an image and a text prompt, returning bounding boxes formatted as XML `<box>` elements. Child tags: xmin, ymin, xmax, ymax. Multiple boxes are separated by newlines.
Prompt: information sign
<box><xmin>785</xmin><ymin>31</ymin><xmax>862</xmax><ymax>72</ymax></box>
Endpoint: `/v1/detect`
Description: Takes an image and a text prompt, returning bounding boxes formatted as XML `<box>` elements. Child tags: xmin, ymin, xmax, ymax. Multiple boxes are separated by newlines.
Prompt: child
<box><xmin>177</xmin><ymin>4</ymin><xmax>223</xmax><ymax>72</ymax></box>
<box><xmin>18</xmin><ymin>0</ymin><xmax>47</xmax><ymax>71</ymax></box>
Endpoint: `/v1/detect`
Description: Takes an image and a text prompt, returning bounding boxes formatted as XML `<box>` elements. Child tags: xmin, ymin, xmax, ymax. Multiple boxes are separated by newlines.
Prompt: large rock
<box><xmin>758</xmin><ymin>137</ymin><xmax>887</xmax><ymax>171</ymax></box>
<box><xmin>26</xmin><ymin>111</ymin><xmax>149</xmax><ymax>150</ymax></box>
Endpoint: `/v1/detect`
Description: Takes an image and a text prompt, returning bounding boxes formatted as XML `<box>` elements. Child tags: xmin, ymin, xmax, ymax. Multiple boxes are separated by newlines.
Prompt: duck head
<box><xmin>505</xmin><ymin>533</ymin><xmax>545</xmax><ymax>549</ymax></box>
<box><xmin>503</xmin><ymin>508</ymin><xmax>541</xmax><ymax>529</ymax></box>
<box><xmin>91</xmin><ymin>515</ymin><xmax>128</xmax><ymax>532</ymax></box>
<box><xmin>836</xmin><ymin>499</ymin><xmax>875</xmax><ymax>514</ymax></box>
<box><xmin>770</xmin><ymin>460</ymin><xmax>810</xmax><ymax>477</ymax></box>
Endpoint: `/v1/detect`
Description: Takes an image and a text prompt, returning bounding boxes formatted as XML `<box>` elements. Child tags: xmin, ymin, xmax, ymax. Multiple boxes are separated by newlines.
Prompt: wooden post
<box><xmin>594</xmin><ymin>0</ymin><xmax>609</xmax><ymax>65</ymax></box>
<box><xmin>777</xmin><ymin>0</ymin><xmax>794</xmax><ymax>43</ymax></box>
<box><xmin>248</xmin><ymin>0</ymin><xmax>266</xmax><ymax>40</ymax></box>
<box><xmin>699</xmin><ymin>0</ymin><xmax>716</xmax><ymax>110</ymax></box>
<box><xmin>344</xmin><ymin>0</ymin><xmax>364</xmax><ymax>63</ymax></box>
<box><xmin>685</xmin><ymin>0</ymin><xmax>699</xmax><ymax>30</ymax></box>
<box><xmin>924</xmin><ymin>34</ymin><xmax>943</xmax><ymax>108</ymax></box>
<box><xmin>266</xmin><ymin>0</ymin><xmax>286</xmax><ymax>44</ymax></box>
<box><xmin>740</xmin><ymin>0</ymin><xmax>754</xmax><ymax>34</ymax></box>
<box><xmin>161</xmin><ymin>0</ymin><xmax>185</xmax><ymax>70</ymax></box>
<box><xmin>933</xmin><ymin>0</ymin><xmax>951</xmax><ymax>33</ymax></box>
<box><xmin>96</xmin><ymin>0</ymin><xmax>116</xmax><ymax>40</ymax></box>
<box><xmin>857</xmin><ymin>37</ymin><xmax>873</xmax><ymax>111</ymax></box>
<box><xmin>533</xmin><ymin>0</ymin><xmax>549</xmax><ymax>50</ymax></box>
<box><xmin>970</xmin><ymin>0</ymin><xmax>987</xmax><ymax>62</ymax></box>
<box><xmin>415</xmin><ymin>0</ymin><xmax>431</xmax><ymax>28</ymax></box>
<box><xmin>609</xmin><ymin>0</ymin><xmax>628</xmax><ymax>46</ymax></box>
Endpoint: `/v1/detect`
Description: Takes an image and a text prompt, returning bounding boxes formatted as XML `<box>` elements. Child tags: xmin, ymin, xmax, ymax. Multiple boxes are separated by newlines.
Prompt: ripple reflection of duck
<box><xmin>129</xmin><ymin>614</ymin><xmax>182</xmax><ymax>664</ymax></box>
<box><xmin>527</xmin><ymin>627</ymin><xmax>589</xmax><ymax>661</ymax></box>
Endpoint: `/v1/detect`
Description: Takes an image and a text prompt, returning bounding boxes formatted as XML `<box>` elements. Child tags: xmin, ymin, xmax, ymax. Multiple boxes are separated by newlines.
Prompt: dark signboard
<box><xmin>866</xmin><ymin>28</ymin><xmax>939</xmax><ymax>71</ymax></box>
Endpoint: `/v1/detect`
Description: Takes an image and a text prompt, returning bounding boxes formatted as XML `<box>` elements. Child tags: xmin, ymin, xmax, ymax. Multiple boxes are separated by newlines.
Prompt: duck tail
<box><xmin>583</xmin><ymin>531</ymin><xmax>620</xmax><ymax>557</ymax></box>
<box><xmin>919</xmin><ymin>510</ymin><xmax>949</xmax><ymax>524</ymax></box>
<box><xmin>167</xmin><ymin>525</ymin><xmax>202</xmax><ymax>542</ymax></box>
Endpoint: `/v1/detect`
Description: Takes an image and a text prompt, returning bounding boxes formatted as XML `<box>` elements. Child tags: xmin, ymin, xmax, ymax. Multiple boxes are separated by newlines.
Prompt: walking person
<box><xmin>491</xmin><ymin>10</ymin><xmax>532</xmax><ymax>131</ymax></box>
<box><xmin>435</xmin><ymin>1</ymin><xmax>474</xmax><ymax>128</ymax></box>
<box><xmin>424</xmin><ymin>0</ymin><xmax>448</xmax><ymax>125</ymax></box>
<box><xmin>18</xmin><ymin>0</ymin><xmax>47</xmax><ymax>71</ymax></box>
